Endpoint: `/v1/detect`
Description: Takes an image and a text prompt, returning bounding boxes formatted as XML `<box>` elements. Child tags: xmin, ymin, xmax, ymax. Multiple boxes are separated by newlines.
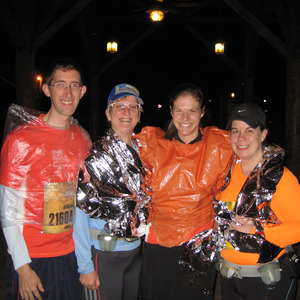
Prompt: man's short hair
<box><xmin>44</xmin><ymin>58</ymin><xmax>85</xmax><ymax>85</ymax></box>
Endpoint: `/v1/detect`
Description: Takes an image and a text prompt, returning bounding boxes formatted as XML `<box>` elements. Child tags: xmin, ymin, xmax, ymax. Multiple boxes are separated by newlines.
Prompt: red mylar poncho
<box><xmin>135</xmin><ymin>126</ymin><xmax>233</xmax><ymax>247</ymax></box>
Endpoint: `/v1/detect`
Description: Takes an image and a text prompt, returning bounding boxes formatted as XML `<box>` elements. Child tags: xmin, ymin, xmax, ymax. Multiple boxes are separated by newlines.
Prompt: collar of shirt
<box><xmin>173</xmin><ymin>129</ymin><xmax>202</xmax><ymax>144</ymax></box>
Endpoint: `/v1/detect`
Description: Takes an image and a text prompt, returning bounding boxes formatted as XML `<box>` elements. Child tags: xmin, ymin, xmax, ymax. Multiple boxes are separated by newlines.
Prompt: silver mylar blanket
<box><xmin>76</xmin><ymin>129</ymin><xmax>151</xmax><ymax>238</ymax></box>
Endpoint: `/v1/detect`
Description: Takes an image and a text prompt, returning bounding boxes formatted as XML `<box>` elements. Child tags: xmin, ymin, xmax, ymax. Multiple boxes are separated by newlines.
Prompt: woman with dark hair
<box><xmin>164</xmin><ymin>84</ymin><xmax>206</xmax><ymax>140</ymax></box>
<box><xmin>184</xmin><ymin>103</ymin><xmax>300</xmax><ymax>300</ymax></box>
<box><xmin>136</xmin><ymin>83</ymin><xmax>233</xmax><ymax>299</ymax></box>
<box><xmin>213</xmin><ymin>103</ymin><xmax>300</xmax><ymax>299</ymax></box>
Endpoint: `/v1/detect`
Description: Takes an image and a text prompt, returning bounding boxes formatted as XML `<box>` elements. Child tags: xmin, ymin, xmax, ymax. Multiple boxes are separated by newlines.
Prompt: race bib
<box><xmin>43</xmin><ymin>182</ymin><xmax>76</xmax><ymax>233</ymax></box>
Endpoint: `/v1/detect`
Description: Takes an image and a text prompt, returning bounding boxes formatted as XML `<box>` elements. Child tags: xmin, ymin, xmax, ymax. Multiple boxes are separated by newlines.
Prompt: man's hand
<box><xmin>79</xmin><ymin>271</ymin><xmax>100</xmax><ymax>290</ymax></box>
<box><xmin>17</xmin><ymin>264</ymin><xmax>44</xmax><ymax>300</ymax></box>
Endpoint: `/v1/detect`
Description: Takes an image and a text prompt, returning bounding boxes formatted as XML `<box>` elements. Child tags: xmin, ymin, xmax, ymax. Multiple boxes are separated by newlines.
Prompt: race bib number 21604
<box><xmin>43</xmin><ymin>182</ymin><xmax>76</xmax><ymax>234</ymax></box>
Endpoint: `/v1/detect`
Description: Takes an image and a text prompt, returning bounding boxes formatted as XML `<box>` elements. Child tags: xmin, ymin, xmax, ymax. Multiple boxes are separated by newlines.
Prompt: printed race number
<box><xmin>48</xmin><ymin>210</ymin><xmax>74</xmax><ymax>226</ymax></box>
<box><xmin>43</xmin><ymin>182</ymin><xmax>76</xmax><ymax>233</ymax></box>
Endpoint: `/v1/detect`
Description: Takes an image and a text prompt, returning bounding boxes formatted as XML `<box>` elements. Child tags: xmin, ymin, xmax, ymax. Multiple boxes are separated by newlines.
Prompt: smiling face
<box><xmin>170</xmin><ymin>94</ymin><xmax>204</xmax><ymax>144</ymax></box>
<box><xmin>105</xmin><ymin>95</ymin><xmax>141</xmax><ymax>144</ymax></box>
<box><xmin>230</xmin><ymin>120</ymin><xmax>268</xmax><ymax>164</ymax></box>
<box><xmin>42</xmin><ymin>69</ymin><xmax>86</xmax><ymax>127</ymax></box>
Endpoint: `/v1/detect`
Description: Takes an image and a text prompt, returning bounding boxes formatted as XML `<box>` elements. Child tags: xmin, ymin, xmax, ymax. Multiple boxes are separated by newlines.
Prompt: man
<box><xmin>0</xmin><ymin>58</ymin><xmax>91</xmax><ymax>300</ymax></box>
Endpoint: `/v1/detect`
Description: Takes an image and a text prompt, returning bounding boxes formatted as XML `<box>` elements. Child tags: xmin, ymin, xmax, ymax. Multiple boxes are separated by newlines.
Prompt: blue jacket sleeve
<box><xmin>73</xmin><ymin>207</ymin><xmax>94</xmax><ymax>274</ymax></box>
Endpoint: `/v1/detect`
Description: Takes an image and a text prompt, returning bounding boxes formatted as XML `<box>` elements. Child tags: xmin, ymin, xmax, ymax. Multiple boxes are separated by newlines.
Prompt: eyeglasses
<box><xmin>49</xmin><ymin>82</ymin><xmax>82</xmax><ymax>91</ymax></box>
<box><xmin>108</xmin><ymin>102</ymin><xmax>142</xmax><ymax>112</ymax></box>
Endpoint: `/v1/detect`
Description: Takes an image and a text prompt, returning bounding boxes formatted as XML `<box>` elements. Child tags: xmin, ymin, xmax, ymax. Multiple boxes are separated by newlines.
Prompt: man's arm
<box><xmin>3</xmin><ymin>226</ymin><xmax>31</xmax><ymax>269</ymax></box>
<box><xmin>1</xmin><ymin>183</ymin><xmax>31</xmax><ymax>269</ymax></box>
<box><xmin>1</xmin><ymin>185</ymin><xmax>44</xmax><ymax>299</ymax></box>
<box><xmin>4</xmin><ymin>227</ymin><xmax>44</xmax><ymax>299</ymax></box>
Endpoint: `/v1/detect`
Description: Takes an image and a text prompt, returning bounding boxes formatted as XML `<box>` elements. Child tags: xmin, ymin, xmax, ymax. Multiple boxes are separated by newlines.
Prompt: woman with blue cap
<box><xmin>73</xmin><ymin>83</ymin><xmax>151</xmax><ymax>300</ymax></box>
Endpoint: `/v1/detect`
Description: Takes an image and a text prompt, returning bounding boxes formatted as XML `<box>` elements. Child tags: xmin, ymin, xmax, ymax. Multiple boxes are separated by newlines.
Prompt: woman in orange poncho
<box><xmin>135</xmin><ymin>83</ymin><xmax>233</xmax><ymax>300</ymax></box>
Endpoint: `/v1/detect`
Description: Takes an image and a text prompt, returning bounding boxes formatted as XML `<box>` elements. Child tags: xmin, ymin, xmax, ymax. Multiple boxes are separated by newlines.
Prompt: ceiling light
<box><xmin>147</xmin><ymin>10</ymin><xmax>165</xmax><ymax>22</ymax></box>
<box><xmin>215</xmin><ymin>43</ymin><xmax>225</xmax><ymax>55</ymax></box>
<box><xmin>107</xmin><ymin>41</ymin><xmax>118</xmax><ymax>53</ymax></box>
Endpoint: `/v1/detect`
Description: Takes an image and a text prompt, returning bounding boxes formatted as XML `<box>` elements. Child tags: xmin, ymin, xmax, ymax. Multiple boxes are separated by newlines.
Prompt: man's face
<box><xmin>42</xmin><ymin>69</ymin><xmax>86</xmax><ymax>121</ymax></box>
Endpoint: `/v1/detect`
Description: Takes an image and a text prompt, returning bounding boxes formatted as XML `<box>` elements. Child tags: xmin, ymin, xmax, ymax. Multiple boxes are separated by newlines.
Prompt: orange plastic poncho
<box><xmin>135</xmin><ymin>126</ymin><xmax>233</xmax><ymax>247</ymax></box>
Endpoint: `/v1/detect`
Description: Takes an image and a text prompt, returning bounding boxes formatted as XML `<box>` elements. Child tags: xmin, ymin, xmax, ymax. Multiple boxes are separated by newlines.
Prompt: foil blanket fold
<box><xmin>177</xmin><ymin>144</ymin><xmax>284</xmax><ymax>293</ymax></box>
<box><xmin>77</xmin><ymin>129</ymin><xmax>152</xmax><ymax>238</ymax></box>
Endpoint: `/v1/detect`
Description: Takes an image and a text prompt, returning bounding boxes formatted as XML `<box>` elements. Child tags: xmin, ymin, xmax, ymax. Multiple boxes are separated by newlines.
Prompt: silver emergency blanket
<box><xmin>76</xmin><ymin>128</ymin><xmax>152</xmax><ymax>238</ymax></box>
<box><xmin>177</xmin><ymin>144</ymin><xmax>284</xmax><ymax>293</ymax></box>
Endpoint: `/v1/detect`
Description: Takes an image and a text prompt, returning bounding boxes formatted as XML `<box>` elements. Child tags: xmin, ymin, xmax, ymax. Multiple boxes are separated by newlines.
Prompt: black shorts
<box><xmin>4</xmin><ymin>251</ymin><xmax>82</xmax><ymax>300</ymax></box>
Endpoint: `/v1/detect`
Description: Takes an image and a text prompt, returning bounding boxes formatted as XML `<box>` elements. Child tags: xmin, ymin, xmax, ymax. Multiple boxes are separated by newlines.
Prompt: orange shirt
<box><xmin>217</xmin><ymin>162</ymin><xmax>300</xmax><ymax>265</ymax></box>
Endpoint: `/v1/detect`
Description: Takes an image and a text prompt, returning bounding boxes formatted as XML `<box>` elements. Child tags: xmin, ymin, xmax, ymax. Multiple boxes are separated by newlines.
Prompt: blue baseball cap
<box><xmin>107</xmin><ymin>83</ymin><xmax>144</xmax><ymax>107</ymax></box>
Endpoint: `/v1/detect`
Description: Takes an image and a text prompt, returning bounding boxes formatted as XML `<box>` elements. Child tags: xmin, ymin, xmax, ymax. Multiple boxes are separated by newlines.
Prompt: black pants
<box><xmin>139</xmin><ymin>243</ymin><xmax>216</xmax><ymax>300</ymax></box>
<box><xmin>89</xmin><ymin>245</ymin><xmax>141</xmax><ymax>300</ymax></box>
<box><xmin>5</xmin><ymin>251</ymin><xmax>82</xmax><ymax>300</ymax></box>
<box><xmin>221</xmin><ymin>273</ymin><xmax>297</xmax><ymax>300</ymax></box>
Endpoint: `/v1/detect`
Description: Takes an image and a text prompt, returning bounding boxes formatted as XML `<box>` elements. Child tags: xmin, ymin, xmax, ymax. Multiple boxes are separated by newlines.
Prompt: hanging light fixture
<box><xmin>147</xmin><ymin>9</ymin><xmax>166</xmax><ymax>22</ymax></box>
<box><xmin>107</xmin><ymin>41</ymin><xmax>118</xmax><ymax>53</ymax></box>
<box><xmin>215</xmin><ymin>43</ymin><xmax>225</xmax><ymax>55</ymax></box>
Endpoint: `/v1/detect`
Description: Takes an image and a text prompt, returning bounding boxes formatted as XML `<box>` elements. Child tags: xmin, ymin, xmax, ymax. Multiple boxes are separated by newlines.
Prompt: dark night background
<box><xmin>0</xmin><ymin>0</ymin><xmax>287</xmax><ymax>146</ymax></box>
<box><xmin>0</xmin><ymin>1</ymin><xmax>297</xmax><ymax>299</ymax></box>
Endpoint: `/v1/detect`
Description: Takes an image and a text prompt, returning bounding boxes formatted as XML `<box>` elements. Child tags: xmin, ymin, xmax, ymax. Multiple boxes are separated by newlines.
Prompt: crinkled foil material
<box><xmin>177</xmin><ymin>228</ymin><xmax>217</xmax><ymax>294</ymax></box>
<box><xmin>77</xmin><ymin>129</ymin><xmax>152</xmax><ymax>238</ymax></box>
<box><xmin>178</xmin><ymin>144</ymin><xmax>284</xmax><ymax>292</ymax></box>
